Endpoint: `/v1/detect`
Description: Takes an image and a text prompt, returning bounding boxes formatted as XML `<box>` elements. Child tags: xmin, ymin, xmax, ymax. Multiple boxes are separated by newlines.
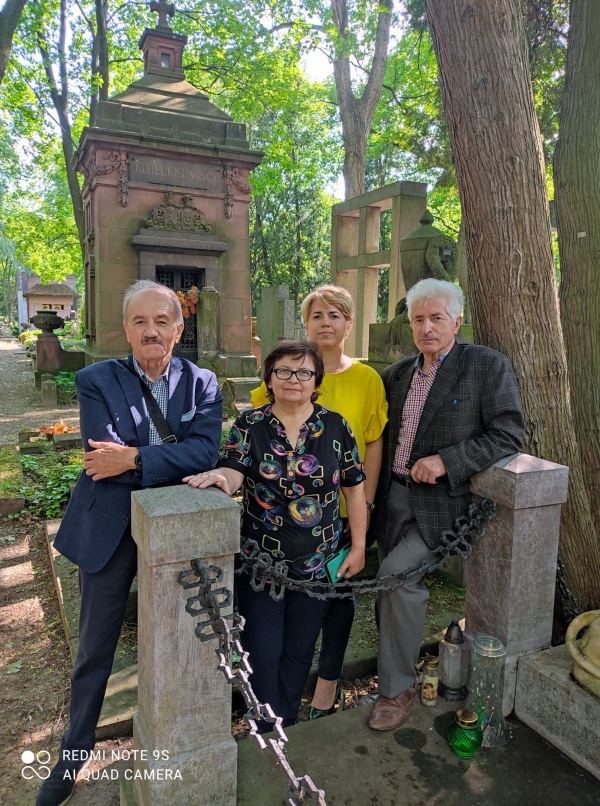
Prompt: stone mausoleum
<box><xmin>74</xmin><ymin>4</ymin><xmax>262</xmax><ymax>378</ymax></box>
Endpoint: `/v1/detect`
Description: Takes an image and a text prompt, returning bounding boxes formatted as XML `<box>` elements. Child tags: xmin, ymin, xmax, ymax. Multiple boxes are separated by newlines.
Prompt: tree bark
<box><xmin>37</xmin><ymin>0</ymin><xmax>85</xmax><ymax>259</ymax></box>
<box><xmin>0</xmin><ymin>0</ymin><xmax>27</xmax><ymax>85</ymax></box>
<box><xmin>90</xmin><ymin>0</ymin><xmax>109</xmax><ymax>127</ymax></box>
<box><xmin>554</xmin><ymin>0</ymin><xmax>600</xmax><ymax>534</ymax></box>
<box><xmin>331</xmin><ymin>0</ymin><xmax>392</xmax><ymax>199</ymax></box>
<box><xmin>425</xmin><ymin>0</ymin><xmax>600</xmax><ymax>610</ymax></box>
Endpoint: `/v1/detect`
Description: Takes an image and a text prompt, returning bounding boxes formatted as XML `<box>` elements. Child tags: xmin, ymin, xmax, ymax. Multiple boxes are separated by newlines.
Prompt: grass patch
<box><xmin>0</xmin><ymin>445</ymin><xmax>23</xmax><ymax>498</ymax></box>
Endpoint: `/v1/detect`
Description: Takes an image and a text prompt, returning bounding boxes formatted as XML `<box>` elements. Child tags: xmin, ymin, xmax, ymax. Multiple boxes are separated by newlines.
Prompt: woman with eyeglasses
<box><xmin>184</xmin><ymin>340</ymin><xmax>367</xmax><ymax>729</ymax></box>
<box><xmin>250</xmin><ymin>285</ymin><xmax>388</xmax><ymax>718</ymax></box>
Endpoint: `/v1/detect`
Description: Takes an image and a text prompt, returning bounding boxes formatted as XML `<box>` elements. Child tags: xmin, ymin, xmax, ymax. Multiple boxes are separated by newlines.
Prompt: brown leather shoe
<box><xmin>367</xmin><ymin>682</ymin><xmax>418</xmax><ymax>731</ymax></box>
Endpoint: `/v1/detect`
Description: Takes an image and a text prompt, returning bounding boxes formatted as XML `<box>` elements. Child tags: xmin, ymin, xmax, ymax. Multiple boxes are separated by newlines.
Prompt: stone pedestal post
<box><xmin>465</xmin><ymin>453</ymin><xmax>569</xmax><ymax>715</ymax></box>
<box><xmin>255</xmin><ymin>285</ymin><xmax>296</xmax><ymax>361</ymax></box>
<box><xmin>41</xmin><ymin>379</ymin><xmax>58</xmax><ymax>407</ymax></box>
<box><xmin>127</xmin><ymin>485</ymin><xmax>240</xmax><ymax>806</ymax></box>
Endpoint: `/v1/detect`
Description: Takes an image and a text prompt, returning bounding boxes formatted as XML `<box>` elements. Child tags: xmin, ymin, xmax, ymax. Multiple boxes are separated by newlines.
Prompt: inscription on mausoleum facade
<box><xmin>130</xmin><ymin>156</ymin><xmax>223</xmax><ymax>191</ymax></box>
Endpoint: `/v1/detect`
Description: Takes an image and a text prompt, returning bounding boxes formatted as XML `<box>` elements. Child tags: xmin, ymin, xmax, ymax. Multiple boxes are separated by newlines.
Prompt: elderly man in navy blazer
<box><xmin>37</xmin><ymin>280</ymin><xmax>222</xmax><ymax>806</ymax></box>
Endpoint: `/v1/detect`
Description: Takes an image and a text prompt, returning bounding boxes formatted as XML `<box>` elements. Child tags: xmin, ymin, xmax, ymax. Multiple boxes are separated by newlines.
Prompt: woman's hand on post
<box><xmin>337</xmin><ymin>546</ymin><xmax>365</xmax><ymax>580</ymax></box>
<box><xmin>183</xmin><ymin>470</ymin><xmax>233</xmax><ymax>496</ymax></box>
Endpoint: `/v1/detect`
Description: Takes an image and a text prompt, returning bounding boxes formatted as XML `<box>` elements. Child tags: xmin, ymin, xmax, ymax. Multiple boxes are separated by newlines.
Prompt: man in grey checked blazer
<box><xmin>367</xmin><ymin>278</ymin><xmax>524</xmax><ymax>731</ymax></box>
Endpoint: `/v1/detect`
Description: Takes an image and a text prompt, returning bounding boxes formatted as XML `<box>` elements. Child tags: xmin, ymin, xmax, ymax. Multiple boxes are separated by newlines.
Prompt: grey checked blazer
<box><xmin>370</xmin><ymin>342</ymin><xmax>525</xmax><ymax>554</ymax></box>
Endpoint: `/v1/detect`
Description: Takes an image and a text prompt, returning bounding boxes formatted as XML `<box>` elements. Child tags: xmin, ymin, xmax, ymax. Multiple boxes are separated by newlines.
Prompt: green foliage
<box><xmin>18</xmin><ymin>329</ymin><xmax>41</xmax><ymax>347</ymax></box>
<box><xmin>20</xmin><ymin>450</ymin><xmax>83</xmax><ymax>519</ymax></box>
<box><xmin>54</xmin><ymin>370</ymin><xmax>77</xmax><ymax>405</ymax></box>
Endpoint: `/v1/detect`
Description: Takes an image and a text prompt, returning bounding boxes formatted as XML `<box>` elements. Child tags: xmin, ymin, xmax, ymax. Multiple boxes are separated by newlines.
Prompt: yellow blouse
<box><xmin>249</xmin><ymin>360</ymin><xmax>388</xmax><ymax>466</ymax></box>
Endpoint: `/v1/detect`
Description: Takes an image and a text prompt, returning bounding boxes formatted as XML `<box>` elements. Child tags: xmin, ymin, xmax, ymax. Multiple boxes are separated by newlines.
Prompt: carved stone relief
<box><xmin>223</xmin><ymin>163</ymin><xmax>251</xmax><ymax>218</ymax></box>
<box><xmin>89</xmin><ymin>150</ymin><xmax>129</xmax><ymax>206</ymax></box>
<box><xmin>144</xmin><ymin>192</ymin><xmax>211</xmax><ymax>232</ymax></box>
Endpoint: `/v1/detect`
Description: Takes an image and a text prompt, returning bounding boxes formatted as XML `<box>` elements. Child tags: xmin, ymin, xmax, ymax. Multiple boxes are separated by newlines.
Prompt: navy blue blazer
<box><xmin>54</xmin><ymin>355</ymin><xmax>223</xmax><ymax>573</ymax></box>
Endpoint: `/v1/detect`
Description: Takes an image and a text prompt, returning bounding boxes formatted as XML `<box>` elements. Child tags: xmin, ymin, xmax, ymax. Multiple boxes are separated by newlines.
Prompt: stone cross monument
<box><xmin>74</xmin><ymin>6</ymin><xmax>262</xmax><ymax>378</ymax></box>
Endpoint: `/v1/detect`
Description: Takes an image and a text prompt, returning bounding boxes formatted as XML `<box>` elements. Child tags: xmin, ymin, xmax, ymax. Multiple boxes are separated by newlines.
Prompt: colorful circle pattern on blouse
<box><xmin>294</xmin><ymin>454</ymin><xmax>319</xmax><ymax>475</ymax></box>
<box><xmin>288</xmin><ymin>496</ymin><xmax>322</xmax><ymax>528</ymax></box>
<box><xmin>255</xmin><ymin>484</ymin><xmax>277</xmax><ymax>510</ymax></box>
<box><xmin>259</xmin><ymin>460</ymin><xmax>282</xmax><ymax>480</ymax></box>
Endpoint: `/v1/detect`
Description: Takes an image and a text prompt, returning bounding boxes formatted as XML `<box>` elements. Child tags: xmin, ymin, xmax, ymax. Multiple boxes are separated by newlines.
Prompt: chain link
<box><xmin>236</xmin><ymin>498</ymin><xmax>498</xmax><ymax>601</ymax></box>
<box><xmin>555</xmin><ymin>554</ymin><xmax>580</xmax><ymax>624</ymax></box>
<box><xmin>179</xmin><ymin>561</ymin><xmax>327</xmax><ymax>805</ymax></box>
<box><xmin>178</xmin><ymin>498</ymin><xmax>497</xmax><ymax>805</ymax></box>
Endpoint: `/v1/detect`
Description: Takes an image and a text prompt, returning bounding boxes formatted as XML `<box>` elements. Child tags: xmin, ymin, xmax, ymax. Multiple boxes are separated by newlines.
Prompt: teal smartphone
<box><xmin>324</xmin><ymin>544</ymin><xmax>352</xmax><ymax>584</ymax></box>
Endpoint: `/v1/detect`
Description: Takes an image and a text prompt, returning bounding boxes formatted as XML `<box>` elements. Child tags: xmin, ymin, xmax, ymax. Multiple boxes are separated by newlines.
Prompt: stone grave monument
<box><xmin>255</xmin><ymin>285</ymin><xmax>296</xmax><ymax>366</ymax></box>
<box><xmin>367</xmin><ymin>209</ymin><xmax>473</xmax><ymax>374</ymax></box>
<box><xmin>74</xmin><ymin>2</ymin><xmax>261</xmax><ymax>381</ymax></box>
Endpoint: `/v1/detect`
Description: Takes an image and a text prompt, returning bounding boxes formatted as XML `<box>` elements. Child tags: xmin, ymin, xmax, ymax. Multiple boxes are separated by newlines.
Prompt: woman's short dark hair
<box><xmin>263</xmin><ymin>340</ymin><xmax>324</xmax><ymax>403</ymax></box>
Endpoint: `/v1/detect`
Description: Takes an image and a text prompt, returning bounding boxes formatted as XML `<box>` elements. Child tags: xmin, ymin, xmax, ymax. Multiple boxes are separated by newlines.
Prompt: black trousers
<box><xmin>236</xmin><ymin>572</ymin><xmax>330</xmax><ymax>728</ymax></box>
<box><xmin>56</xmin><ymin>532</ymin><xmax>137</xmax><ymax>771</ymax></box>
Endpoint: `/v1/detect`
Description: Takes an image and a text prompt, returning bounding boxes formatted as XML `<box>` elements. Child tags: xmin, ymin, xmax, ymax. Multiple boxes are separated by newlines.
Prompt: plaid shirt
<box><xmin>393</xmin><ymin>354</ymin><xmax>445</xmax><ymax>475</ymax></box>
<box><xmin>133</xmin><ymin>357</ymin><xmax>169</xmax><ymax>446</ymax></box>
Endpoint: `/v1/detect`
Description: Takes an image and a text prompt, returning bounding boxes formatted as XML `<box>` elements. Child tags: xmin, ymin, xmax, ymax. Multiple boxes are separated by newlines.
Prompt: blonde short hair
<box><xmin>301</xmin><ymin>285</ymin><xmax>355</xmax><ymax>325</ymax></box>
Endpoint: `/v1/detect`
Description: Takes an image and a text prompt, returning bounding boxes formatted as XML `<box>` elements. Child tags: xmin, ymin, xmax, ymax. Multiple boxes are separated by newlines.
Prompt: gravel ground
<box><xmin>0</xmin><ymin>337</ymin><xmax>79</xmax><ymax>445</ymax></box>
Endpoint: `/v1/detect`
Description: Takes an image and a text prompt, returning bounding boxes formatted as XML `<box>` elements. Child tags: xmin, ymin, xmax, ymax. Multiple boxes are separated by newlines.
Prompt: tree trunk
<box><xmin>90</xmin><ymin>0</ymin><xmax>109</xmax><ymax>127</ymax></box>
<box><xmin>0</xmin><ymin>0</ymin><xmax>27</xmax><ymax>84</ymax></box>
<box><xmin>253</xmin><ymin>198</ymin><xmax>272</xmax><ymax>285</ymax></box>
<box><xmin>456</xmin><ymin>221</ymin><xmax>471</xmax><ymax>324</ymax></box>
<box><xmin>424</xmin><ymin>0</ymin><xmax>600</xmax><ymax>610</ymax></box>
<box><xmin>37</xmin><ymin>0</ymin><xmax>85</xmax><ymax>259</ymax></box>
<box><xmin>554</xmin><ymin>0</ymin><xmax>600</xmax><ymax>534</ymax></box>
<box><xmin>331</xmin><ymin>0</ymin><xmax>392</xmax><ymax>199</ymax></box>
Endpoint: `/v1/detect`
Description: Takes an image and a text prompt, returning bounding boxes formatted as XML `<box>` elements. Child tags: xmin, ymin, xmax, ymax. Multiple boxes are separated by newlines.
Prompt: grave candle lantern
<box><xmin>465</xmin><ymin>634</ymin><xmax>510</xmax><ymax>747</ymax></box>
<box><xmin>439</xmin><ymin>620</ymin><xmax>470</xmax><ymax>701</ymax></box>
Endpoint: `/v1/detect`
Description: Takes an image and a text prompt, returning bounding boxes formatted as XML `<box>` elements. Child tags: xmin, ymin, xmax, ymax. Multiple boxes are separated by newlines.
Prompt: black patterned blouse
<box><xmin>217</xmin><ymin>403</ymin><xmax>365</xmax><ymax>580</ymax></box>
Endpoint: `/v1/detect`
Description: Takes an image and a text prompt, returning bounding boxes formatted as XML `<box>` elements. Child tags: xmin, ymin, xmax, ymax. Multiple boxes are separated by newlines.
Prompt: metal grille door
<box><xmin>155</xmin><ymin>268</ymin><xmax>204</xmax><ymax>360</ymax></box>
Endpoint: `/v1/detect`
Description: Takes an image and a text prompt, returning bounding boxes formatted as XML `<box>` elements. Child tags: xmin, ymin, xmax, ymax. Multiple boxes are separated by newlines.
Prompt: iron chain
<box><xmin>178</xmin><ymin>498</ymin><xmax>498</xmax><ymax>805</ymax></box>
<box><xmin>236</xmin><ymin>498</ymin><xmax>498</xmax><ymax>601</ymax></box>
<box><xmin>179</xmin><ymin>561</ymin><xmax>328</xmax><ymax>805</ymax></box>
<box><xmin>556</xmin><ymin>554</ymin><xmax>580</xmax><ymax>624</ymax></box>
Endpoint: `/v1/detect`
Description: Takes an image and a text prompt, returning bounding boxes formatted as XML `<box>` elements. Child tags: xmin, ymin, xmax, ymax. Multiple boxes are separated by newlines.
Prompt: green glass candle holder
<box><xmin>447</xmin><ymin>708</ymin><xmax>483</xmax><ymax>759</ymax></box>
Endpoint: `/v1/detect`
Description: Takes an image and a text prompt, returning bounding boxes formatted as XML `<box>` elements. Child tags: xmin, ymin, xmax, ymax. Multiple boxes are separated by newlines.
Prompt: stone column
<box><xmin>465</xmin><ymin>453</ymin><xmax>569</xmax><ymax>715</ymax></box>
<box><xmin>197</xmin><ymin>287</ymin><xmax>221</xmax><ymax>360</ymax></box>
<box><xmin>128</xmin><ymin>485</ymin><xmax>240</xmax><ymax>806</ymax></box>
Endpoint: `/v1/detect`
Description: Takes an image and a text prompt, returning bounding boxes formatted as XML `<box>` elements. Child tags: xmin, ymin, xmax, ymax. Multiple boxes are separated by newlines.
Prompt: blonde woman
<box><xmin>250</xmin><ymin>285</ymin><xmax>388</xmax><ymax>718</ymax></box>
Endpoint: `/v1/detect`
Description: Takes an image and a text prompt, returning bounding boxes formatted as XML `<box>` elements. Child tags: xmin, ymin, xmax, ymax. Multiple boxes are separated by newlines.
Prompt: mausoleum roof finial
<box><xmin>149</xmin><ymin>0</ymin><xmax>175</xmax><ymax>29</ymax></box>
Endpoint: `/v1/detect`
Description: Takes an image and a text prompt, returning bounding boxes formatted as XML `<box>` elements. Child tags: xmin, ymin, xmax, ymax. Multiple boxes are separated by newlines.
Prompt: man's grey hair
<box><xmin>122</xmin><ymin>280</ymin><xmax>184</xmax><ymax>323</ymax></box>
<box><xmin>406</xmin><ymin>278</ymin><xmax>464</xmax><ymax>322</ymax></box>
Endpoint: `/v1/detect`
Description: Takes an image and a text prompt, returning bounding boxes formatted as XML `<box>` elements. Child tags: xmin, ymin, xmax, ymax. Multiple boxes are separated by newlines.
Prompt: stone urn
<box><xmin>30</xmin><ymin>310</ymin><xmax>65</xmax><ymax>373</ymax></box>
<box><xmin>30</xmin><ymin>310</ymin><xmax>64</xmax><ymax>334</ymax></box>
<box><xmin>566</xmin><ymin>610</ymin><xmax>600</xmax><ymax>699</ymax></box>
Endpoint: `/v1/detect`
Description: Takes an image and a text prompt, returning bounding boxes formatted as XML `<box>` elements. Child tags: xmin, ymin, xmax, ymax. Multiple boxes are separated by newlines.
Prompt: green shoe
<box><xmin>308</xmin><ymin>679</ymin><xmax>343</xmax><ymax>720</ymax></box>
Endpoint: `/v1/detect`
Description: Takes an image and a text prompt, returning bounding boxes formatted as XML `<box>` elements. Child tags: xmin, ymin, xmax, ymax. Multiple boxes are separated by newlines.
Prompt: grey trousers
<box><xmin>376</xmin><ymin>479</ymin><xmax>433</xmax><ymax>699</ymax></box>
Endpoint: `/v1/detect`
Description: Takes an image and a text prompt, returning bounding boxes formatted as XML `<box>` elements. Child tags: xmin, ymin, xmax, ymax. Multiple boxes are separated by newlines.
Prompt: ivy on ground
<box><xmin>20</xmin><ymin>450</ymin><xmax>83</xmax><ymax>519</ymax></box>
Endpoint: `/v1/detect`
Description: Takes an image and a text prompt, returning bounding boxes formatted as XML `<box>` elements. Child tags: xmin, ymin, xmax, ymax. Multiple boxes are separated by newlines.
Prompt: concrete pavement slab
<box><xmin>237</xmin><ymin>699</ymin><xmax>600</xmax><ymax>805</ymax></box>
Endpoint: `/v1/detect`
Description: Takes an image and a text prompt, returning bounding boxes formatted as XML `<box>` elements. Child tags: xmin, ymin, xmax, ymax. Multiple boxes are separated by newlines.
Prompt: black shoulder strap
<box><xmin>118</xmin><ymin>359</ymin><xmax>177</xmax><ymax>444</ymax></box>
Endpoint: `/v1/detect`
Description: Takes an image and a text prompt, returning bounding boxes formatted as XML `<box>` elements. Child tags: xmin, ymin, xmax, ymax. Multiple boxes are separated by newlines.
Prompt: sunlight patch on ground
<box><xmin>0</xmin><ymin>561</ymin><xmax>34</xmax><ymax>588</ymax></box>
<box><xmin>0</xmin><ymin>539</ymin><xmax>30</xmax><ymax>562</ymax></box>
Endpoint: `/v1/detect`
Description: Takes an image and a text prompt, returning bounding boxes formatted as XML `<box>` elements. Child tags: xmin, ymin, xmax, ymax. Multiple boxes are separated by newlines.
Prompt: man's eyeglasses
<box><xmin>272</xmin><ymin>368</ymin><xmax>316</xmax><ymax>382</ymax></box>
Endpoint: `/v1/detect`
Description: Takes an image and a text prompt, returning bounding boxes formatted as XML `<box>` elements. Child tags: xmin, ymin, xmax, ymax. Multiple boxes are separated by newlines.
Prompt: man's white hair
<box><xmin>406</xmin><ymin>278</ymin><xmax>464</xmax><ymax>322</ymax></box>
<box><xmin>122</xmin><ymin>280</ymin><xmax>183</xmax><ymax>323</ymax></box>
